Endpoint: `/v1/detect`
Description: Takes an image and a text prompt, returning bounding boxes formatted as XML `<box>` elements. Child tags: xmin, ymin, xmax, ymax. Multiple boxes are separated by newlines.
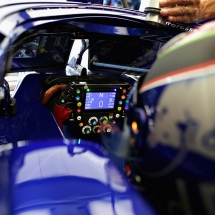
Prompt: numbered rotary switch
<box><xmin>82</xmin><ymin>125</ymin><xmax>92</xmax><ymax>134</ymax></box>
<box><xmin>103</xmin><ymin>124</ymin><xmax>112</xmax><ymax>133</ymax></box>
<box><xmin>99</xmin><ymin>116</ymin><xmax>108</xmax><ymax>125</ymax></box>
<box><xmin>88</xmin><ymin>116</ymin><xmax>98</xmax><ymax>126</ymax></box>
<box><xmin>93</xmin><ymin>125</ymin><xmax>101</xmax><ymax>134</ymax></box>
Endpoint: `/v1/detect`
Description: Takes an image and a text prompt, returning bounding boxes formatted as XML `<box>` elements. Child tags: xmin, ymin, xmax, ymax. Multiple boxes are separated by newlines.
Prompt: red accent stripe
<box><xmin>140</xmin><ymin>59</ymin><xmax>215</xmax><ymax>92</ymax></box>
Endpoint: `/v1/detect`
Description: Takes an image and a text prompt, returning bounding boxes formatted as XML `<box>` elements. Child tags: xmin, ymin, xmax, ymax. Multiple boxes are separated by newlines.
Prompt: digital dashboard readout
<box><xmin>85</xmin><ymin>92</ymin><xmax>116</xmax><ymax>110</ymax></box>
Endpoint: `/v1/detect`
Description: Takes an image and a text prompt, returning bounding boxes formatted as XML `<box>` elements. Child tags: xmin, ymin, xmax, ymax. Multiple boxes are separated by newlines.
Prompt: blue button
<box><xmin>92</xmin><ymin>120</ymin><xmax>97</xmax><ymax>126</ymax></box>
<box><xmin>76</xmin><ymin>96</ymin><xmax>80</xmax><ymax>101</ymax></box>
<box><xmin>118</xmin><ymin>101</ymin><xmax>123</xmax><ymax>105</ymax></box>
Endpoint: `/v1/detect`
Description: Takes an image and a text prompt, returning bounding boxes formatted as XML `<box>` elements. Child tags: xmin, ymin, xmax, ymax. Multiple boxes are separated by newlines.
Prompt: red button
<box><xmin>96</xmin><ymin>128</ymin><xmax>101</xmax><ymax>134</ymax></box>
<box><xmin>77</xmin><ymin>109</ymin><xmax>81</xmax><ymax>113</ymax></box>
<box><xmin>122</xmin><ymin>89</ymin><xmax>126</xmax><ymax>93</ymax></box>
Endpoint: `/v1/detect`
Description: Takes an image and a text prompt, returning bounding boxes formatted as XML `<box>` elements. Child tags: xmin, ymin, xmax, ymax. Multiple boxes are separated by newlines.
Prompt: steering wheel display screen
<box><xmin>85</xmin><ymin>92</ymin><xmax>116</xmax><ymax>110</ymax></box>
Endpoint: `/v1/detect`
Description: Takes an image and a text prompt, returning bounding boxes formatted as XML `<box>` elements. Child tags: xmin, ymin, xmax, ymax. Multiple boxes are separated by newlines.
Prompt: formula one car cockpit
<box><xmin>1</xmin><ymin>1</ymin><xmax>213</xmax><ymax>215</ymax></box>
<box><xmin>1</xmin><ymin>3</ymin><xmax>195</xmax><ymax>141</ymax></box>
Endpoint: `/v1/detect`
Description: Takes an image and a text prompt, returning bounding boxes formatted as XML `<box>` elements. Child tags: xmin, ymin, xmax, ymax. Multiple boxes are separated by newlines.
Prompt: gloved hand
<box><xmin>41</xmin><ymin>76</ymin><xmax>74</xmax><ymax>130</ymax></box>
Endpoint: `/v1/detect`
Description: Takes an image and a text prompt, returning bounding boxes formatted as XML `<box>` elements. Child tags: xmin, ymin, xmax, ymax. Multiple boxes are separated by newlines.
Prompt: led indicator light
<box><xmin>132</xmin><ymin>121</ymin><xmax>138</xmax><ymax>134</ymax></box>
<box><xmin>86</xmin><ymin>88</ymin><xmax>90</xmax><ymax>92</ymax></box>
<box><xmin>109</xmin><ymin>113</ymin><xmax>113</xmax><ymax>120</ymax></box>
<box><xmin>78</xmin><ymin>139</ymin><xmax>81</xmax><ymax>144</ymax></box>
<box><xmin>61</xmin><ymin>99</ymin><xmax>65</xmax><ymax>103</ymax></box>
<box><xmin>125</xmin><ymin>100</ymin><xmax>129</xmax><ymax>103</ymax></box>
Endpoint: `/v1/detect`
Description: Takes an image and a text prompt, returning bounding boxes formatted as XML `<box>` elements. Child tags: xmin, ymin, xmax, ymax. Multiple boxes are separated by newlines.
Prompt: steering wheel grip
<box><xmin>41</xmin><ymin>84</ymin><xmax>72</xmax><ymax>130</ymax></box>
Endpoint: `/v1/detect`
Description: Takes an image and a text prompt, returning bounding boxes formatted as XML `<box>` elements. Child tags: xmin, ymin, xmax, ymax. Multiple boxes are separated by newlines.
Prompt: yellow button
<box><xmin>77</xmin><ymin>102</ymin><xmax>82</xmax><ymax>107</ymax></box>
<box><xmin>117</xmin><ymin>107</ymin><xmax>122</xmax><ymax>111</ymax></box>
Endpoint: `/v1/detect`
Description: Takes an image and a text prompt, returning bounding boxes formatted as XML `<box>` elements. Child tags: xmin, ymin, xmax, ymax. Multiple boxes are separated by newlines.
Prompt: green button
<box><xmin>61</xmin><ymin>99</ymin><xmax>65</xmax><ymax>103</ymax></box>
<box><xmin>86</xmin><ymin>129</ymin><xmax>90</xmax><ymax>134</ymax></box>
<box><xmin>76</xmin><ymin>89</ymin><xmax>81</xmax><ymax>94</ymax></box>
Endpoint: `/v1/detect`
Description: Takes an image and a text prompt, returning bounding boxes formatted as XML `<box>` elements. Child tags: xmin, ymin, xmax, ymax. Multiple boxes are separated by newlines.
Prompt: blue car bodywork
<box><xmin>2</xmin><ymin>139</ymin><xmax>156</xmax><ymax>215</ymax></box>
<box><xmin>0</xmin><ymin>1</ymin><xmax>200</xmax><ymax>215</ymax></box>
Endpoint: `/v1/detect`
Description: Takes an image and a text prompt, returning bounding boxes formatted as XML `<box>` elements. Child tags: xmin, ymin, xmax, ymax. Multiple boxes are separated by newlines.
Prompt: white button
<box><xmin>107</xmin><ymin>128</ymin><xmax>111</xmax><ymax>132</ymax></box>
<box><xmin>116</xmin><ymin>114</ymin><xmax>120</xmax><ymax>118</ymax></box>
<box><xmin>77</xmin><ymin>116</ymin><xmax>81</xmax><ymax>120</ymax></box>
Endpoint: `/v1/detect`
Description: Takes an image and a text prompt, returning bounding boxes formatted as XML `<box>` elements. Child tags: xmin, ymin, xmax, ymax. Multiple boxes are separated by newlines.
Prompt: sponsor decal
<box><xmin>165</xmin><ymin>22</ymin><xmax>195</xmax><ymax>32</ymax></box>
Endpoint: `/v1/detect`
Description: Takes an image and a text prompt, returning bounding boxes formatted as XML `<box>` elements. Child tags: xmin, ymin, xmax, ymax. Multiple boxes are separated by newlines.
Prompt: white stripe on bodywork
<box><xmin>140</xmin><ymin>64</ymin><xmax>215</xmax><ymax>93</ymax></box>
